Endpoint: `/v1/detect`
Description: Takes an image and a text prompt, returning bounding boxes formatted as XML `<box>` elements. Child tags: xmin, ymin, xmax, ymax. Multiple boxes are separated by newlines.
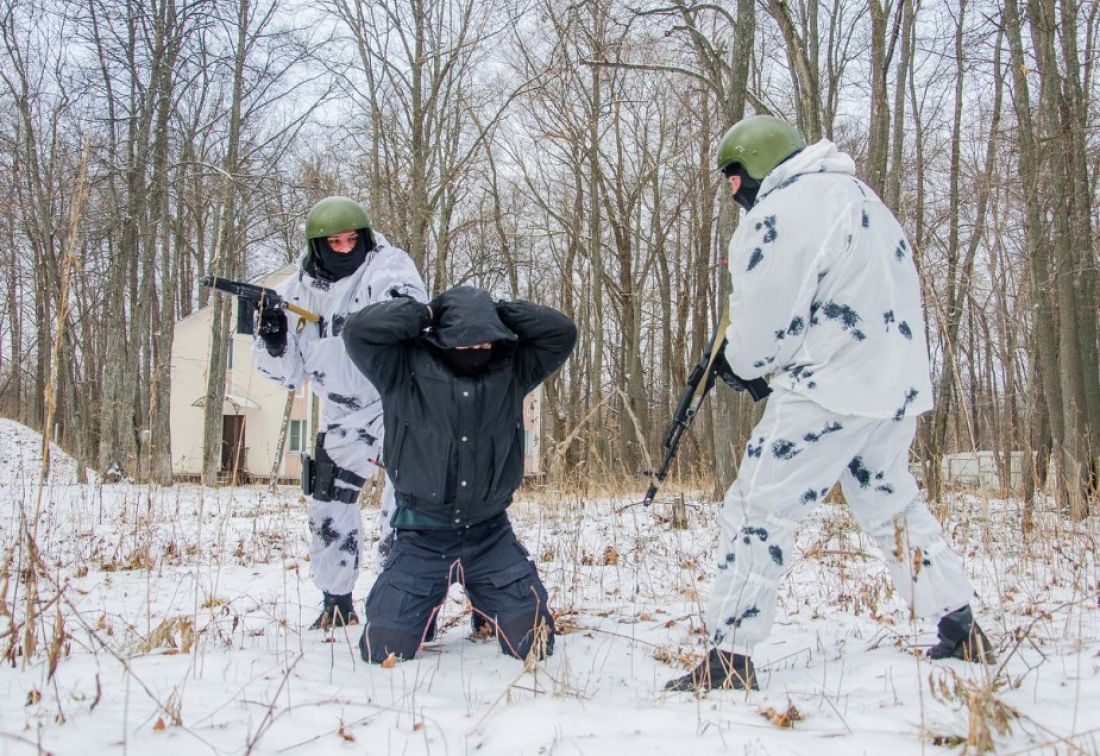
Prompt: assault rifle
<box><xmin>642</xmin><ymin>314</ymin><xmax>771</xmax><ymax>507</ymax></box>
<box><xmin>200</xmin><ymin>275</ymin><xmax>321</xmax><ymax>335</ymax></box>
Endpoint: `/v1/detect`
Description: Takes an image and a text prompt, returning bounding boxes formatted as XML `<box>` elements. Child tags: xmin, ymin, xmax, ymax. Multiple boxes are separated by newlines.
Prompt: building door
<box><xmin>221</xmin><ymin>414</ymin><xmax>246</xmax><ymax>483</ymax></box>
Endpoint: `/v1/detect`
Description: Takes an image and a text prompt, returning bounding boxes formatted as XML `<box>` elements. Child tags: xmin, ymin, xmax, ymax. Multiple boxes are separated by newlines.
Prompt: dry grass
<box><xmin>2</xmin><ymin>475</ymin><xmax>1097</xmax><ymax>752</ymax></box>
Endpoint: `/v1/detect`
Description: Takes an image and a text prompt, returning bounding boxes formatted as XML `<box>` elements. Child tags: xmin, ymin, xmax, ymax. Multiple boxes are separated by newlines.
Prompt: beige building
<box><xmin>170</xmin><ymin>264</ymin><xmax>311</xmax><ymax>482</ymax></box>
<box><xmin>170</xmin><ymin>267</ymin><xmax>542</xmax><ymax>483</ymax></box>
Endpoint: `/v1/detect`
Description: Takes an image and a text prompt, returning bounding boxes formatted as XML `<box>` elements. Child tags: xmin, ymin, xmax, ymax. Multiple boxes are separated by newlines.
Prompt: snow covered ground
<box><xmin>1</xmin><ymin>420</ymin><xmax>1098</xmax><ymax>755</ymax></box>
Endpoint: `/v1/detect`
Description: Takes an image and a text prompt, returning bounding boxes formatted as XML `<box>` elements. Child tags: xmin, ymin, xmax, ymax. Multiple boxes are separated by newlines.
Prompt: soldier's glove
<box><xmin>712</xmin><ymin>346</ymin><xmax>772</xmax><ymax>402</ymax></box>
<box><xmin>257</xmin><ymin>305</ymin><xmax>288</xmax><ymax>356</ymax></box>
<box><xmin>713</xmin><ymin>352</ymin><xmax>749</xmax><ymax>391</ymax></box>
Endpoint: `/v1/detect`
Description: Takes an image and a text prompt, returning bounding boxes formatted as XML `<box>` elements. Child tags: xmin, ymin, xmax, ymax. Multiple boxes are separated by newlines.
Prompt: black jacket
<box><xmin>343</xmin><ymin>287</ymin><xmax>577</xmax><ymax>526</ymax></box>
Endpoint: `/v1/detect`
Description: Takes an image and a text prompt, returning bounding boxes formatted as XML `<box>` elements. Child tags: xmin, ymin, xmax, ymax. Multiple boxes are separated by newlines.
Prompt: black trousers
<box><xmin>361</xmin><ymin>512</ymin><xmax>554</xmax><ymax>663</ymax></box>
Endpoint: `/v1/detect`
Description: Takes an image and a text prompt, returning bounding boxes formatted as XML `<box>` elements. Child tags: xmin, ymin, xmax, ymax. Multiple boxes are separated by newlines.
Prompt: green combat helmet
<box><xmin>716</xmin><ymin>115</ymin><xmax>805</xmax><ymax>180</ymax></box>
<box><xmin>305</xmin><ymin>196</ymin><xmax>374</xmax><ymax>248</ymax></box>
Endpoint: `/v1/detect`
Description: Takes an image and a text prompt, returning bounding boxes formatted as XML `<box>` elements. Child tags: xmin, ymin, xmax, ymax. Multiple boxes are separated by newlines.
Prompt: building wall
<box><xmin>170</xmin><ymin>265</ymin><xmax>310</xmax><ymax>479</ymax></box>
<box><xmin>909</xmin><ymin>450</ymin><xmax>1028</xmax><ymax>491</ymax></box>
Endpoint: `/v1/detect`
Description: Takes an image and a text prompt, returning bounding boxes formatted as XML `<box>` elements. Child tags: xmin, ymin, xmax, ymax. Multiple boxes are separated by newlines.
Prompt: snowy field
<box><xmin>1</xmin><ymin>419</ymin><xmax>1098</xmax><ymax>755</ymax></box>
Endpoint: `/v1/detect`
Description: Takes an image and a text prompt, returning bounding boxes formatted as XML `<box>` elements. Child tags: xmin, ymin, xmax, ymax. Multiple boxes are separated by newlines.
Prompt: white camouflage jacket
<box><xmin>723</xmin><ymin>140</ymin><xmax>934</xmax><ymax>420</ymax></box>
<box><xmin>253</xmin><ymin>232</ymin><xmax>428</xmax><ymax>439</ymax></box>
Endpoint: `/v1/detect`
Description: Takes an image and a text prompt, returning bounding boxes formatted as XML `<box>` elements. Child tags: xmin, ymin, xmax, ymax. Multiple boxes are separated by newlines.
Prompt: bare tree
<box><xmin>0</xmin><ymin>0</ymin><xmax>1096</xmax><ymax>507</ymax></box>
<box><xmin>1004</xmin><ymin>0</ymin><xmax>1099</xmax><ymax>515</ymax></box>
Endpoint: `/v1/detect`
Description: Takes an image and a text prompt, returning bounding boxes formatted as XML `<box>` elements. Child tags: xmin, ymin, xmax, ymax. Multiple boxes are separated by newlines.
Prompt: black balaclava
<box><xmin>442</xmin><ymin>347</ymin><xmax>494</xmax><ymax>376</ymax></box>
<box><xmin>724</xmin><ymin>163</ymin><xmax>761</xmax><ymax>212</ymax></box>
<box><xmin>309</xmin><ymin>231</ymin><xmax>371</xmax><ymax>281</ymax></box>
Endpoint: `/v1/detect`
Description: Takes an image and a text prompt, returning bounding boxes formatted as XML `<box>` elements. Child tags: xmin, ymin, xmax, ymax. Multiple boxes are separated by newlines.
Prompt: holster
<box><xmin>302</xmin><ymin>433</ymin><xmax>366</xmax><ymax>504</ymax></box>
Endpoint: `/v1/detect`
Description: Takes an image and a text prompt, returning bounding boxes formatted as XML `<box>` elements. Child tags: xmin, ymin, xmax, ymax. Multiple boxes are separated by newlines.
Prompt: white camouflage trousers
<box><xmin>307</xmin><ymin>430</ymin><xmax>396</xmax><ymax>596</ymax></box>
<box><xmin>706</xmin><ymin>388</ymin><xmax>975</xmax><ymax>655</ymax></box>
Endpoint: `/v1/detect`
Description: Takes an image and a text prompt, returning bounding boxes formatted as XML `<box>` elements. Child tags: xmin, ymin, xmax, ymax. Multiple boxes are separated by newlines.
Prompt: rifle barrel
<box><xmin>199</xmin><ymin>275</ymin><xmax>320</xmax><ymax>323</ymax></box>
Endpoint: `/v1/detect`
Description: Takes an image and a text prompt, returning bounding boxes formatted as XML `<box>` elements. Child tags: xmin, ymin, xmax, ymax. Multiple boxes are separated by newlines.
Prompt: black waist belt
<box><xmin>302</xmin><ymin>432</ymin><xmax>367</xmax><ymax>503</ymax></box>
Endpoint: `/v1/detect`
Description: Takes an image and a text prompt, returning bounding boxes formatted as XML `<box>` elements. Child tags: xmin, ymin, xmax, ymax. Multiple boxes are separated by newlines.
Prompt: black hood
<box><xmin>423</xmin><ymin>286</ymin><xmax>517</xmax><ymax>349</ymax></box>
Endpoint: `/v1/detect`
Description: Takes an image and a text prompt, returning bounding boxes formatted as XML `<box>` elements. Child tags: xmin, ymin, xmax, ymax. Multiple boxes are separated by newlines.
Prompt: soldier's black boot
<box><xmin>310</xmin><ymin>592</ymin><xmax>359</xmax><ymax>630</ymax></box>
<box><xmin>927</xmin><ymin>605</ymin><xmax>995</xmax><ymax>663</ymax></box>
<box><xmin>664</xmin><ymin>648</ymin><xmax>758</xmax><ymax>692</ymax></box>
<box><xmin>469</xmin><ymin>611</ymin><xmax>496</xmax><ymax>640</ymax></box>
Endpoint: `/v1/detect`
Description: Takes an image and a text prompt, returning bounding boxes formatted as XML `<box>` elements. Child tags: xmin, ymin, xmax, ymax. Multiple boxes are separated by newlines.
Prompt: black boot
<box><xmin>309</xmin><ymin>592</ymin><xmax>359</xmax><ymax>630</ymax></box>
<box><xmin>664</xmin><ymin>648</ymin><xmax>758</xmax><ymax>692</ymax></box>
<box><xmin>469</xmin><ymin>611</ymin><xmax>496</xmax><ymax>640</ymax></box>
<box><xmin>927</xmin><ymin>605</ymin><xmax>995</xmax><ymax>663</ymax></box>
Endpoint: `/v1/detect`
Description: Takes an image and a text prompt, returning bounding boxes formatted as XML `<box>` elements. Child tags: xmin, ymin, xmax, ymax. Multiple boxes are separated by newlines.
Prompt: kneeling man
<box><xmin>343</xmin><ymin>286</ymin><xmax>576</xmax><ymax>662</ymax></box>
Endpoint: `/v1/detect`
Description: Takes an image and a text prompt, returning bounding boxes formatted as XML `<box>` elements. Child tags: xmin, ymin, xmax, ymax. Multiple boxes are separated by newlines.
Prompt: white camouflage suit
<box><xmin>253</xmin><ymin>232</ymin><xmax>427</xmax><ymax>596</ymax></box>
<box><xmin>708</xmin><ymin>140</ymin><xmax>975</xmax><ymax>655</ymax></box>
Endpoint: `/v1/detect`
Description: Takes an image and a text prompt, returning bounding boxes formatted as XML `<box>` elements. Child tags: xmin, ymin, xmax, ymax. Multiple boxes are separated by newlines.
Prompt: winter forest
<box><xmin>1</xmin><ymin>0</ymin><xmax>1099</xmax><ymax>753</ymax></box>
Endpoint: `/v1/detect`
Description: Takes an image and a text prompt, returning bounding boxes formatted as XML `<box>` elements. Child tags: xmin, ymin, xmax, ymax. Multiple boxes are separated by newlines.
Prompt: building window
<box><xmin>288</xmin><ymin>420</ymin><xmax>305</xmax><ymax>452</ymax></box>
<box><xmin>226</xmin><ymin>338</ymin><xmax>235</xmax><ymax>370</ymax></box>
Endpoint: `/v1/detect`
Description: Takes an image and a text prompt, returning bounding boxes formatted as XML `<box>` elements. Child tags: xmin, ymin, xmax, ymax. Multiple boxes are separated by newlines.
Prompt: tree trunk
<box><xmin>202</xmin><ymin>0</ymin><xmax>251</xmax><ymax>486</ymax></box>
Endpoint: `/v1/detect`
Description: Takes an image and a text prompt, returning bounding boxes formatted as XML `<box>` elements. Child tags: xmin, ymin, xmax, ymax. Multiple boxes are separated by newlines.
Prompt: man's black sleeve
<box><xmin>495</xmin><ymin>300</ymin><xmax>577</xmax><ymax>393</ymax></box>
<box><xmin>343</xmin><ymin>297</ymin><xmax>432</xmax><ymax>395</ymax></box>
